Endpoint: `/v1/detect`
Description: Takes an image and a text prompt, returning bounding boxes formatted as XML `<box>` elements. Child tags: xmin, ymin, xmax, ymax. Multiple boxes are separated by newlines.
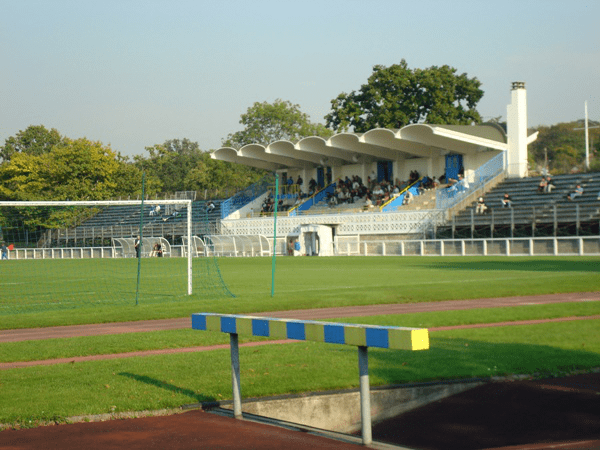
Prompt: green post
<box><xmin>271</xmin><ymin>173</ymin><xmax>279</xmax><ymax>297</ymax></box>
<box><xmin>135</xmin><ymin>173</ymin><xmax>146</xmax><ymax>306</ymax></box>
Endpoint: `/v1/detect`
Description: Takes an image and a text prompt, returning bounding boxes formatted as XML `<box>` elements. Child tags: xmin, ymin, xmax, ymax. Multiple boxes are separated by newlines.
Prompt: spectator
<box><xmin>327</xmin><ymin>192</ymin><xmax>337</xmax><ymax>207</ymax></box>
<box><xmin>206</xmin><ymin>201</ymin><xmax>215</xmax><ymax>213</ymax></box>
<box><xmin>501</xmin><ymin>193</ymin><xmax>512</xmax><ymax>208</ymax></box>
<box><xmin>475</xmin><ymin>197</ymin><xmax>488</xmax><ymax>214</ymax></box>
<box><xmin>537</xmin><ymin>177</ymin><xmax>547</xmax><ymax>193</ymax></box>
<box><xmin>568</xmin><ymin>184</ymin><xmax>583</xmax><ymax>201</ymax></box>
<box><xmin>403</xmin><ymin>190</ymin><xmax>413</xmax><ymax>205</ymax></box>
<box><xmin>545</xmin><ymin>176</ymin><xmax>555</xmax><ymax>193</ymax></box>
<box><xmin>134</xmin><ymin>236</ymin><xmax>141</xmax><ymax>258</ymax></box>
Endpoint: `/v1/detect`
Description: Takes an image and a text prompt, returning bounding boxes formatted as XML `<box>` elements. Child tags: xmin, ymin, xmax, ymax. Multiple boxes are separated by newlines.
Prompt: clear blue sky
<box><xmin>1</xmin><ymin>0</ymin><xmax>598</xmax><ymax>158</ymax></box>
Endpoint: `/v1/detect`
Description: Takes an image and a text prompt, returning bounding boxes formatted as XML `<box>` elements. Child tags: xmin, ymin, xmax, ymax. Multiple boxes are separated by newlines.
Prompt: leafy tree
<box><xmin>529</xmin><ymin>120</ymin><xmax>600</xmax><ymax>173</ymax></box>
<box><xmin>135</xmin><ymin>138</ymin><xmax>265</xmax><ymax>194</ymax></box>
<box><xmin>0</xmin><ymin>138</ymin><xmax>149</xmax><ymax>201</ymax></box>
<box><xmin>223</xmin><ymin>99</ymin><xmax>333</xmax><ymax>148</ymax></box>
<box><xmin>325</xmin><ymin>60</ymin><xmax>483</xmax><ymax>132</ymax></box>
<box><xmin>135</xmin><ymin>139</ymin><xmax>204</xmax><ymax>193</ymax></box>
<box><xmin>0</xmin><ymin>125</ymin><xmax>63</xmax><ymax>162</ymax></box>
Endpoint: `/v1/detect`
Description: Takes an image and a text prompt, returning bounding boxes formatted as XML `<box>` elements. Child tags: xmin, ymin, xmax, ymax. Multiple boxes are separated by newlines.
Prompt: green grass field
<box><xmin>0</xmin><ymin>255</ymin><xmax>599</xmax><ymax>428</ymax></box>
<box><xmin>1</xmin><ymin>255</ymin><xmax>599</xmax><ymax>329</ymax></box>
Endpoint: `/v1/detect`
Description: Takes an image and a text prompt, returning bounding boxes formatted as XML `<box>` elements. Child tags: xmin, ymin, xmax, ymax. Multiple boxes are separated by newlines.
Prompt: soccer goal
<box><xmin>0</xmin><ymin>200</ymin><xmax>233</xmax><ymax>315</ymax></box>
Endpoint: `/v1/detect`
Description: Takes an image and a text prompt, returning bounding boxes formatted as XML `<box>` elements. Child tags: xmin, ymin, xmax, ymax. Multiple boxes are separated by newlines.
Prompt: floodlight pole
<box><xmin>574</xmin><ymin>101</ymin><xmax>599</xmax><ymax>171</ymax></box>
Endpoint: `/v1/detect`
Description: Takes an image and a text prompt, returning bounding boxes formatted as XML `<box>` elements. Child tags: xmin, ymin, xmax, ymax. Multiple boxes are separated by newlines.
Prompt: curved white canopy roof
<box><xmin>212</xmin><ymin>123</ymin><xmax>511</xmax><ymax>170</ymax></box>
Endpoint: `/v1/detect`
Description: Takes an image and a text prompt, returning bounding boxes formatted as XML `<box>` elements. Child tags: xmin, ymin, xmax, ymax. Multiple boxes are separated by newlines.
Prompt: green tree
<box><xmin>529</xmin><ymin>120</ymin><xmax>600</xmax><ymax>173</ymax></box>
<box><xmin>0</xmin><ymin>138</ymin><xmax>148</xmax><ymax>201</ymax></box>
<box><xmin>136</xmin><ymin>138</ymin><xmax>265</xmax><ymax>194</ymax></box>
<box><xmin>134</xmin><ymin>139</ymin><xmax>205</xmax><ymax>193</ymax></box>
<box><xmin>325</xmin><ymin>60</ymin><xmax>483</xmax><ymax>132</ymax></box>
<box><xmin>0</xmin><ymin>125</ymin><xmax>63</xmax><ymax>162</ymax></box>
<box><xmin>223</xmin><ymin>99</ymin><xmax>333</xmax><ymax>148</ymax></box>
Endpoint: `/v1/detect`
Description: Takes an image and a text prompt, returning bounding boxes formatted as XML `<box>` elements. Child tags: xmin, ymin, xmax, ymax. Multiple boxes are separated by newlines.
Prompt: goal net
<box><xmin>0</xmin><ymin>200</ymin><xmax>234</xmax><ymax>315</ymax></box>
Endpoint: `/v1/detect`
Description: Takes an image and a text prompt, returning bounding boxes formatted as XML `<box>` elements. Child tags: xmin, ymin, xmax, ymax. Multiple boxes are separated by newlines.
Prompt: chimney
<box><xmin>506</xmin><ymin>82</ymin><xmax>528</xmax><ymax>178</ymax></box>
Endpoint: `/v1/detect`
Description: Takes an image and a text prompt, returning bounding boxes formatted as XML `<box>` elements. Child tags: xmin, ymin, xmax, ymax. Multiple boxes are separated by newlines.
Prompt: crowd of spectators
<box><xmin>260</xmin><ymin>170</ymin><xmax>441</xmax><ymax>215</ymax></box>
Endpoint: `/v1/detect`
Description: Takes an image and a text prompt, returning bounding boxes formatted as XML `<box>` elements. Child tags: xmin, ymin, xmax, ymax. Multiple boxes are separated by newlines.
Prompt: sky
<box><xmin>1</xmin><ymin>0</ymin><xmax>599</xmax><ymax>158</ymax></box>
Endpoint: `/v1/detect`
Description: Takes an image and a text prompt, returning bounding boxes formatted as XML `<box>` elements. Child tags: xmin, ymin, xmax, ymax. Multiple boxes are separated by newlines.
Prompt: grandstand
<box><xmin>2</xmin><ymin>82</ymin><xmax>599</xmax><ymax>259</ymax></box>
<box><xmin>437</xmin><ymin>173</ymin><xmax>600</xmax><ymax>239</ymax></box>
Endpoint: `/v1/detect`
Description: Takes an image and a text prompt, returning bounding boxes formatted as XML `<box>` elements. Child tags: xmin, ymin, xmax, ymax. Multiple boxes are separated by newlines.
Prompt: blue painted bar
<box><xmin>191</xmin><ymin>313</ymin><xmax>429</xmax><ymax>351</ymax></box>
<box><xmin>287</xmin><ymin>321</ymin><xmax>306</xmax><ymax>340</ymax></box>
<box><xmin>324</xmin><ymin>324</ymin><xmax>345</xmax><ymax>344</ymax></box>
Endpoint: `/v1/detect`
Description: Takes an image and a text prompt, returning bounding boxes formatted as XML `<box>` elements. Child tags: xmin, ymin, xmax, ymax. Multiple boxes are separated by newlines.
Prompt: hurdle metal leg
<box><xmin>230</xmin><ymin>333</ymin><xmax>242</xmax><ymax>419</ymax></box>
<box><xmin>358</xmin><ymin>345</ymin><xmax>372</xmax><ymax>445</ymax></box>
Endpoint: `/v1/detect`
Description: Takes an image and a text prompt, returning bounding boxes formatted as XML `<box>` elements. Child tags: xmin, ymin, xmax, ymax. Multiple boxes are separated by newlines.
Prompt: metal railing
<box><xmin>436</xmin><ymin>152</ymin><xmax>505</xmax><ymax>210</ymax></box>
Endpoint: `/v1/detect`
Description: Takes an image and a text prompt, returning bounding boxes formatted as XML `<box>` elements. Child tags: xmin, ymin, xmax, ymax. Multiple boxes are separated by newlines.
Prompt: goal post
<box><xmin>0</xmin><ymin>199</ymin><xmax>221</xmax><ymax>314</ymax></box>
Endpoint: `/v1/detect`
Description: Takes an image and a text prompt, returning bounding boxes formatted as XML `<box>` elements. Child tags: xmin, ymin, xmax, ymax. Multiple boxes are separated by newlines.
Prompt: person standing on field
<box><xmin>134</xmin><ymin>236</ymin><xmax>141</xmax><ymax>258</ymax></box>
<box><xmin>1</xmin><ymin>242</ymin><xmax>8</xmax><ymax>260</ymax></box>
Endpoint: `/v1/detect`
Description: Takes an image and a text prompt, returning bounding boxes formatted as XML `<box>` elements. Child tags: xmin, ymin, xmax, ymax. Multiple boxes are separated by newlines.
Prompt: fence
<box><xmin>343</xmin><ymin>236</ymin><xmax>600</xmax><ymax>257</ymax></box>
<box><xmin>436</xmin><ymin>152</ymin><xmax>505</xmax><ymax>210</ymax></box>
<box><xmin>220</xmin><ymin>174</ymin><xmax>275</xmax><ymax>219</ymax></box>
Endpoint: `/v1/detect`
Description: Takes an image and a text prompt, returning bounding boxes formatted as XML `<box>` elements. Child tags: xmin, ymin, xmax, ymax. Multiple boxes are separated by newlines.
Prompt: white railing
<box><xmin>345</xmin><ymin>236</ymin><xmax>600</xmax><ymax>257</ymax></box>
<box><xmin>221</xmin><ymin>210</ymin><xmax>446</xmax><ymax>238</ymax></box>
<box><xmin>5</xmin><ymin>236</ymin><xmax>599</xmax><ymax>259</ymax></box>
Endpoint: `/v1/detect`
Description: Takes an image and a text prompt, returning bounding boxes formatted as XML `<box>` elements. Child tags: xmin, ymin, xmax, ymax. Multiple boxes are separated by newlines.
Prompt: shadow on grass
<box><xmin>367</xmin><ymin>335</ymin><xmax>600</xmax><ymax>385</ymax></box>
<box><xmin>118</xmin><ymin>372</ymin><xmax>216</xmax><ymax>403</ymax></box>
<box><xmin>411</xmin><ymin>258</ymin><xmax>600</xmax><ymax>273</ymax></box>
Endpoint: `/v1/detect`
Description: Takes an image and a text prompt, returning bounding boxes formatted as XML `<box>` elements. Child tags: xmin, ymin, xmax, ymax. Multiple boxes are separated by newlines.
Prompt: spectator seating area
<box><xmin>438</xmin><ymin>172</ymin><xmax>600</xmax><ymax>238</ymax></box>
<box><xmin>72</xmin><ymin>200</ymin><xmax>224</xmax><ymax>242</ymax></box>
<box><xmin>256</xmin><ymin>172</ymin><xmax>434</xmax><ymax>216</ymax></box>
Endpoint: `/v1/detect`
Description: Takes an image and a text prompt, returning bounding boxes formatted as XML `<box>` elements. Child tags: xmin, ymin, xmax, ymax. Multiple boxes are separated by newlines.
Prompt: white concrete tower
<box><xmin>506</xmin><ymin>81</ymin><xmax>529</xmax><ymax>178</ymax></box>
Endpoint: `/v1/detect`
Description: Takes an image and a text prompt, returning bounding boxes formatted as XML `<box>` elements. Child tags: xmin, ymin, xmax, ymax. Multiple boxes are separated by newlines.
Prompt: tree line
<box><xmin>1</xmin><ymin>60</ymin><xmax>597</xmax><ymax>204</ymax></box>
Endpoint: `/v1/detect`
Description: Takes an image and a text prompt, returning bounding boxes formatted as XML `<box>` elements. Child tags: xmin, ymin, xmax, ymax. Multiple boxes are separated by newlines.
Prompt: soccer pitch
<box><xmin>1</xmin><ymin>255</ymin><xmax>599</xmax><ymax>329</ymax></box>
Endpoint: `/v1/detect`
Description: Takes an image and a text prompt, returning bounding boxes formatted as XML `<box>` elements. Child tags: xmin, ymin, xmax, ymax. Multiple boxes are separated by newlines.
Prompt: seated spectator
<box><xmin>568</xmin><ymin>184</ymin><xmax>584</xmax><ymax>201</ymax></box>
<box><xmin>327</xmin><ymin>193</ymin><xmax>338</xmax><ymax>207</ymax></box>
<box><xmin>537</xmin><ymin>177</ymin><xmax>547</xmax><ymax>193</ymax></box>
<box><xmin>501</xmin><ymin>193</ymin><xmax>512</xmax><ymax>208</ymax></box>
<box><xmin>381</xmin><ymin>191</ymin><xmax>390</xmax><ymax>205</ymax></box>
<box><xmin>206</xmin><ymin>201</ymin><xmax>215</xmax><ymax>213</ymax></box>
<box><xmin>431</xmin><ymin>177</ymin><xmax>439</xmax><ymax>189</ymax></box>
<box><xmin>403</xmin><ymin>190</ymin><xmax>413</xmax><ymax>205</ymax></box>
<box><xmin>545</xmin><ymin>176</ymin><xmax>555</xmax><ymax>193</ymax></box>
<box><xmin>364</xmin><ymin>195</ymin><xmax>374</xmax><ymax>210</ymax></box>
<box><xmin>475</xmin><ymin>197</ymin><xmax>488</xmax><ymax>214</ymax></box>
